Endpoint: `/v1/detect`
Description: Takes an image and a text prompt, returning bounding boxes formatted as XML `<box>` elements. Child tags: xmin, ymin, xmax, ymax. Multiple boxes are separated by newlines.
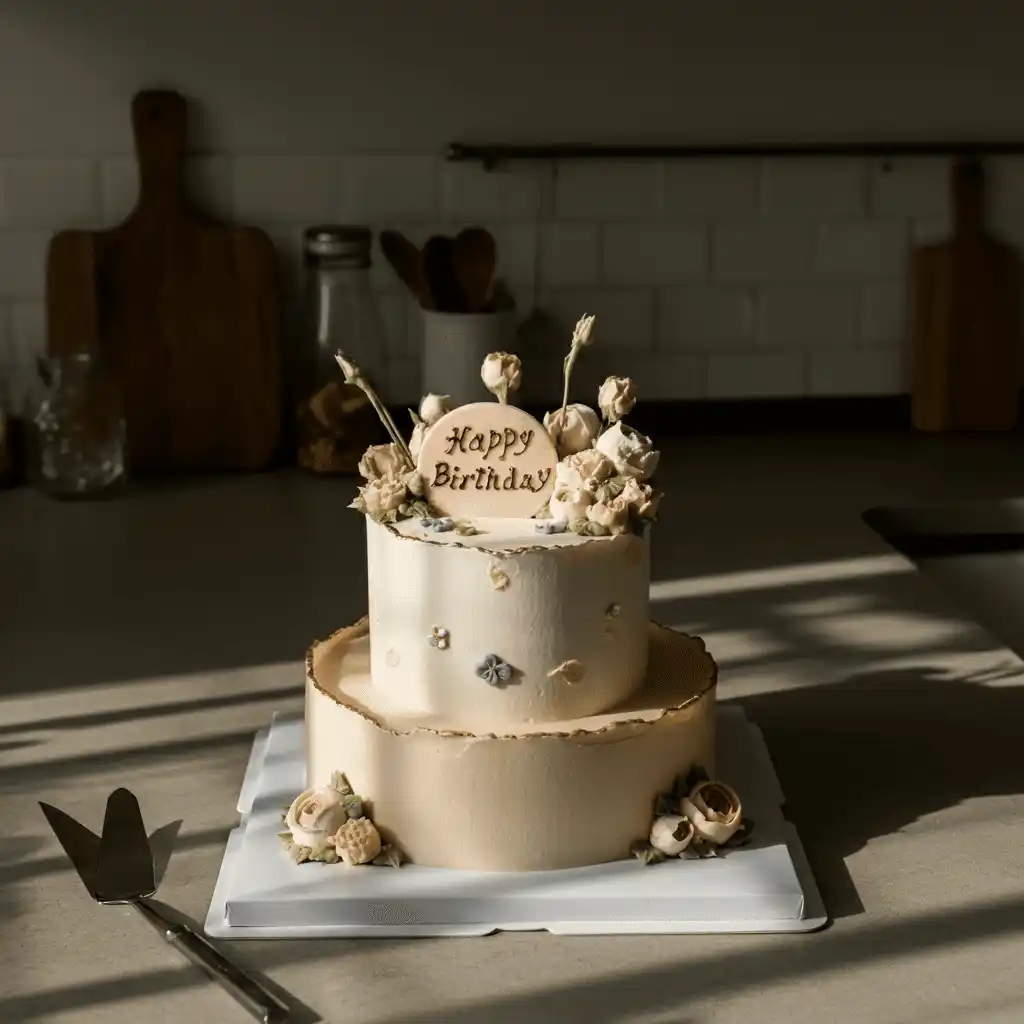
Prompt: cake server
<box><xmin>39</xmin><ymin>789</ymin><xmax>291</xmax><ymax>1024</ymax></box>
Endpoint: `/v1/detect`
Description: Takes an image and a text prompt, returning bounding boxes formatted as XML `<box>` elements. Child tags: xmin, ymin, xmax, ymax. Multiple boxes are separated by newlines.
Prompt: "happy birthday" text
<box><xmin>431</xmin><ymin>463</ymin><xmax>552</xmax><ymax>493</ymax></box>
<box><xmin>443</xmin><ymin>426</ymin><xmax>533</xmax><ymax>461</ymax></box>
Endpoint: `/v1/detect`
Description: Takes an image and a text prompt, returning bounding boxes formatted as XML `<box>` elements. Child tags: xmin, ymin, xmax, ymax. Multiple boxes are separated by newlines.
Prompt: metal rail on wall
<box><xmin>445</xmin><ymin>140</ymin><xmax>1024</xmax><ymax>170</ymax></box>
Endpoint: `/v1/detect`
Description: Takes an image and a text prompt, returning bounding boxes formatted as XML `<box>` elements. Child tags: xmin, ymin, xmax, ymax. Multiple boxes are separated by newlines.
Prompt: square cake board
<box><xmin>204</xmin><ymin>707</ymin><xmax>828</xmax><ymax>938</ymax></box>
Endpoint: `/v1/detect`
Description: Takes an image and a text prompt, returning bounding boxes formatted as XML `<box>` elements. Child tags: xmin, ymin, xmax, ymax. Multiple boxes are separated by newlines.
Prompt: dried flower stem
<box><xmin>335</xmin><ymin>352</ymin><xmax>415</xmax><ymax>468</ymax></box>
<box><xmin>557</xmin><ymin>314</ymin><xmax>596</xmax><ymax>440</ymax></box>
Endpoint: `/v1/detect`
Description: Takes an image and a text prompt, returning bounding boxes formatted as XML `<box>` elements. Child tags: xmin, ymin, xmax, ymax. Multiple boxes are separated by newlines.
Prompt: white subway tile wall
<box><xmin>0</xmin><ymin>151</ymin><xmax>1015</xmax><ymax>408</ymax></box>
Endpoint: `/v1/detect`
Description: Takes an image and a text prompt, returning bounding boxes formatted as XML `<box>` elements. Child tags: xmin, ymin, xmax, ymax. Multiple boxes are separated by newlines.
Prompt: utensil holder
<box><xmin>421</xmin><ymin>310</ymin><xmax>515</xmax><ymax>406</ymax></box>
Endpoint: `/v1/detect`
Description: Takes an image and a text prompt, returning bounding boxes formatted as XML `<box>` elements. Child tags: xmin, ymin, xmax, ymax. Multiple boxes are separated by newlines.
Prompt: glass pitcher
<box><xmin>27</xmin><ymin>351</ymin><xmax>127</xmax><ymax>498</ymax></box>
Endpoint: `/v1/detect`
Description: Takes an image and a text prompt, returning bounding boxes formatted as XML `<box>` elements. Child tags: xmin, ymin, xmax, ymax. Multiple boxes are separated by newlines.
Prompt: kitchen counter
<box><xmin>3</xmin><ymin>432</ymin><xmax>1024</xmax><ymax>1024</ymax></box>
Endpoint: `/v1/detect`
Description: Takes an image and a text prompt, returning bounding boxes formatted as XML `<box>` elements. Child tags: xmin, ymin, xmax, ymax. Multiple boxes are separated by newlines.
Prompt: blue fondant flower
<box><xmin>422</xmin><ymin>517</ymin><xmax>455</xmax><ymax>533</ymax></box>
<box><xmin>476</xmin><ymin>653</ymin><xmax>513</xmax><ymax>687</ymax></box>
<box><xmin>534</xmin><ymin>520</ymin><xmax>567</xmax><ymax>535</ymax></box>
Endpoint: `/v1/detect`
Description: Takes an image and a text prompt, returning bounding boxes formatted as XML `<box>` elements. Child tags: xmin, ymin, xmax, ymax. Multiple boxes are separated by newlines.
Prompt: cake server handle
<box><xmin>134</xmin><ymin>899</ymin><xmax>291</xmax><ymax>1023</ymax></box>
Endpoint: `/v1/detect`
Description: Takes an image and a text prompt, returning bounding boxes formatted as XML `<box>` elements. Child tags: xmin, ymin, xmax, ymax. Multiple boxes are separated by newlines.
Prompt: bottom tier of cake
<box><xmin>305</xmin><ymin>618</ymin><xmax>717</xmax><ymax>871</ymax></box>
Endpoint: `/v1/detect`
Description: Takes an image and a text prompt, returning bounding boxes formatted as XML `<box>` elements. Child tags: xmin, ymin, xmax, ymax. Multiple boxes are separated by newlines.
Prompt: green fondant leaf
<box><xmin>313</xmin><ymin>845</ymin><xmax>340</xmax><ymax>864</ymax></box>
<box><xmin>629</xmin><ymin>839</ymin><xmax>667</xmax><ymax>866</ymax></box>
<box><xmin>687</xmin><ymin>838</ymin><xmax>717</xmax><ymax>860</ymax></box>
<box><xmin>453</xmin><ymin>520</ymin><xmax>482</xmax><ymax>536</ymax></box>
<box><xmin>403</xmin><ymin>500</ymin><xmax>434</xmax><ymax>520</ymax></box>
<box><xmin>343</xmin><ymin>794</ymin><xmax>364</xmax><ymax>819</ymax></box>
<box><xmin>654</xmin><ymin>792</ymin><xmax>678</xmax><ymax>818</ymax></box>
<box><xmin>372</xmin><ymin>844</ymin><xmax>405</xmax><ymax>868</ymax></box>
<box><xmin>596</xmin><ymin>477</ymin><xmax>626</xmax><ymax>501</ymax></box>
<box><xmin>409</xmin><ymin>408</ymin><xmax>422</xmax><ymax>426</ymax></box>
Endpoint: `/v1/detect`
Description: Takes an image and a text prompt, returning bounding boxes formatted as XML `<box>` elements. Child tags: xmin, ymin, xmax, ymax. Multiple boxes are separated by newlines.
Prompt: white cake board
<box><xmin>204</xmin><ymin>707</ymin><xmax>828</xmax><ymax>937</ymax></box>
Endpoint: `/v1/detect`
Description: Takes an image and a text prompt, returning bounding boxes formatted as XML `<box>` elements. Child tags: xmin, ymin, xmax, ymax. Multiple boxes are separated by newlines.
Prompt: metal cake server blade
<box><xmin>38</xmin><ymin>801</ymin><xmax>102</xmax><ymax>896</ymax></box>
<box><xmin>40</xmin><ymin>790</ymin><xmax>291</xmax><ymax>1023</ymax></box>
<box><xmin>93</xmin><ymin>787</ymin><xmax>156</xmax><ymax>902</ymax></box>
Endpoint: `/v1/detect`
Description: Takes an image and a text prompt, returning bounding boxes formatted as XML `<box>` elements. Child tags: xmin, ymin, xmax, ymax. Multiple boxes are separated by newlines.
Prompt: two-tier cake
<box><xmin>281</xmin><ymin>315</ymin><xmax>750</xmax><ymax>873</ymax></box>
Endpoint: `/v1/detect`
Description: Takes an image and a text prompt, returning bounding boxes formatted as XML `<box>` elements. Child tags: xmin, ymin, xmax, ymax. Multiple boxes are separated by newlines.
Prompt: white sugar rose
<box><xmin>586</xmin><ymin>494</ymin><xmax>632</xmax><ymax>536</ymax></box>
<box><xmin>549</xmin><ymin>485</ymin><xmax>594</xmax><ymax>523</ymax></box>
<box><xmin>481</xmin><ymin>351</ymin><xmax>522</xmax><ymax>404</ymax></box>
<box><xmin>358</xmin><ymin>442</ymin><xmax>405</xmax><ymax>482</ymax></box>
<box><xmin>620</xmin><ymin>477</ymin><xmax>662</xmax><ymax>520</ymax></box>
<box><xmin>679</xmin><ymin>780</ymin><xmax>743</xmax><ymax>846</ymax></box>
<box><xmin>359</xmin><ymin>472</ymin><xmax>407</xmax><ymax>516</ymax></box>
<box><xmin>408</xmin><ymin>420</ymin><xmax>428</xmax><ymax>459</ymax></box>
<box><xmin>333</xmin><ymin>816</ymin><xmax>383</xmax><ymax>866</ymax></box>
<box><xmin>594</xmin><ymin>421</ymin><xmax>660</xmax><ymax>482</ymax></box>
<box><xmin>418</xmin><ymin>393</ymin><xmax>451</xmax><ymax>426</ymax></box>
<box><xmin>543</xmin><ymin>404</ymin><xmax>601</xmax><ymax>458</ymax></box>
<box><xmin>650</xmin><ymin>814</ymin><xmax>695</xmax><ymax>857</ymax></box>
<box><xmin>285</xmin><ymin>786</ymin><xmax>348</xmax><ymax>850</ymax></box>
<box><xmin>598</xmin><ymin>375</ymin><xmax>637</xmax><ymax>424</ymax></box>
<box><xmin>555</xmin><ymin>449</ymin><xmax>616</xmax><ymax>492</ymax></box>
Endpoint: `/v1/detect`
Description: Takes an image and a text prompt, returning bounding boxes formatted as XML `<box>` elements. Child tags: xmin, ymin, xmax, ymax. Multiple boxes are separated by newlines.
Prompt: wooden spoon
<box><xmin>453</xmin><ymin>226</ymin><xmax>497</xmax><ymax>313</ymax></box>
<box><xmin>379</xmin><ymin>230</ymin><xmax>433</xmax><ymax>308</ymax></box>
<box><xmin>422</xmin><ymin>235</ymin><xmax>464</xmax><ymax>313</ymax></box>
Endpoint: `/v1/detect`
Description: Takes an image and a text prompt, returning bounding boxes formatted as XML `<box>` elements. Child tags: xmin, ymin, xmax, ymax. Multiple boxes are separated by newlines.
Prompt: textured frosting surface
<box><xmin>366</xmin><ymin>516</ymin><xmax>650</xmax><ymax>729</ymax></box>
<box><xmin>306</xmin><ymin>619</ymin><xmax>717</xmax><ymax>871</ymax></box>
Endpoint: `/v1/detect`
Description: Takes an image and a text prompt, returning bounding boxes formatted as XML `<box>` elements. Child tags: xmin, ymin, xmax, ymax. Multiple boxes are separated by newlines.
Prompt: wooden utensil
<box><xmin>422</xmin><ymin>234</ymin><xmax>464</xmax><ymax>313</ymax></box>
<box><xmin>911</xmin><ymin>158</ymin><xmax>1022</xmax><ymax>432</ymax></box>
<box><xmin>46</xmin><ymin>89</ymin><xmax>281</xmax><ymax>472</ymax></box>
<box><xmin>379</xmin><ymin>229</ymin><xmax>433</xmax><ymax>309</ymax></box>
<box><xmin>452</xmin><ymin>226</ymin><xmax>497</xmax><ymax>313</ymax></box>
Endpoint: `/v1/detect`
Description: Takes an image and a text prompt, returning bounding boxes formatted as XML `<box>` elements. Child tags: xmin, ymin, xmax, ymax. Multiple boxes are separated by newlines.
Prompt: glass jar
<box><xmin>296</xmin><ymin>225</ymin><xmax>389</xmax><ymax>475</ymax></box>
<box><xmin>27</xmin><ymin>351</ymin><xmax>126</xmax><ymax>498</ymax></box>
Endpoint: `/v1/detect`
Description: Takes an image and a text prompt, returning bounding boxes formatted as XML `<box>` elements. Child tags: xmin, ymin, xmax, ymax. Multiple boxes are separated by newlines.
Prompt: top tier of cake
<box><xmin>366</xmin><ymin>515</ymin><xmax>650</xmax><ymax>730</ymax></box>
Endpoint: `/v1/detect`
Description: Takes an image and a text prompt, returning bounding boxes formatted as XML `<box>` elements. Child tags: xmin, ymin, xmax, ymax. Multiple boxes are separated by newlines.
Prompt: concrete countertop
<box><xmin>2</xmin><ymin>433</ymin><xmax>1024</xmax><ymax>1024</ymax></box>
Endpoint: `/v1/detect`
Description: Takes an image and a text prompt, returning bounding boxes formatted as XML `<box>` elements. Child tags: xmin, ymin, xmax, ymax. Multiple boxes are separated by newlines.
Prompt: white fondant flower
<box><xmin>422</xmin><ymin>516</ymin><xmax>455</xmax><ymax>533</ymax></box>
<box><xmin>409</xmin><ymin>420</ymin><xmax>428</xmax><ymax>459</ymax></box>
<box><xmin>481</xmin><ymin>351</ymin><xmax>523</xmax><ymax>404</ymax></box>
<box><xmin>620</xmin><ymin>477</ymin><xmax>662</xmax><ymax>520</ymax></box>
<box><xmin>547</xmin><ymin>659</ymin><xmax>586</xmax><ymax>685</ymax></box>
<box><xmin>429</xmin><ymin>625</ymin><xmax>450</xmax><ymax>649</ymax></box>
<box><xmin>419</xmin><ymin>393</ymin><xmax>452</xmax><ymax>426</ymax></box>
<box><xmin>358</xmin><ymin>472</ymin><xmax>407</xmax><ymax>516</ymax></box>
<box><xmin>548</xmin><ymin>485</ymin><xmax>594</xmax><ymax>523</ymax></box>
<box><xmin>586</xmin><ymin>494</ymin><xmax>632</xmax><ymax>536</ymax></box>
<box><xmin>543</xmin><ymin>403</ymin><xmax>601</xmax><ymax>458</ymax></box>
<box><xmin>554</xmin><ymin>449</ymin><xmax>616</xmax><ymax>492</ymax></box>
<box><xmin>679</xmin><ymin>781</ymin><xmax>743</xmax><ymax>846</ymax></box>
<box><xmin>649</xmin><ymin>815</ymin><xmax>695</xmax><ymax>857</ymax></box>
<box><xmin>358</xmin><ymin>443</ymin><xmax>405</xmax><ymax>482</ymax></box>
<box><xmin>488</xmin><ymin>560</ymin><xmax>511</xmax><ymax>590</ymax></box>
<box><xmin>535</xmin><ymin>520</ymin><xmax>567</xmax><ymax>535</ymax></box>
<box><xmin>594</xmin><ymin>421</ymin><xmax>660</xmax><ymax>481</ymax></box>
<box><xmin>476</xmin><ymin>653</ymin><xmax>513</xmax><ymax>686</ymax></box>
<box><xmin>285</xmin><ymin>786</ymin><xmax>349</xmax><ymax>850</ymax></box>
<box><xmin>333</xmin><ymin>816</ymin><xmax>383</xmax><ymax>866</ymax></box>
<box><xmin>597</xmin><ymin>375</ymin><xmax>637</xmax><ymax>424</ymax></box>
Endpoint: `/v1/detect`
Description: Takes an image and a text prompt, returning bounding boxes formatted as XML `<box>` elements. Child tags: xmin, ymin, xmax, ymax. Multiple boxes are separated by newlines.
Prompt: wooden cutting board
<box><xmin>46</xmin><ymin>89</ymin><xmax>281</xmax><ymax>472</ymax></box>
<box><xmin>911</xmin><ymin>157</ymin><xmax>1022</xmax><ymax>432</ymax></box>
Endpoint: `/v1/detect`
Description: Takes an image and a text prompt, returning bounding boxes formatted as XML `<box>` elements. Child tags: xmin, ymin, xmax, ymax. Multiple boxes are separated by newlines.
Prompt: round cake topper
<box><xmin>416</xmin><ymin>402</ymin><xmax>557</xmax><ymax>519</ymax></box>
